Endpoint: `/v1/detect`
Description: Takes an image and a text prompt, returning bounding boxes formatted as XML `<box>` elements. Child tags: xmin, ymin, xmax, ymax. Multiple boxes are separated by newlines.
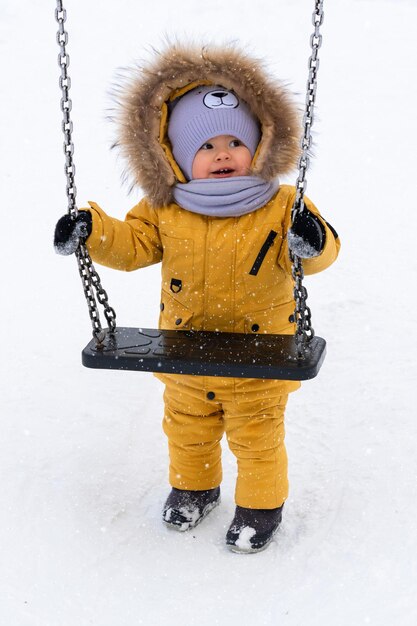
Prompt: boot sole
<box><xmin>163</xmin><ymin>497</ymin><xmax>221</xmax><ymax>532</ymax></box>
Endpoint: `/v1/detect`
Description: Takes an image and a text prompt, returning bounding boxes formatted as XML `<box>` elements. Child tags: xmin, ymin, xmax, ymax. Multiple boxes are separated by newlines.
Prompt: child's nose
<box><xmin>215</xmin><ymin>150</ymin><xmax>231</xmax><ymax>160</ymax></box>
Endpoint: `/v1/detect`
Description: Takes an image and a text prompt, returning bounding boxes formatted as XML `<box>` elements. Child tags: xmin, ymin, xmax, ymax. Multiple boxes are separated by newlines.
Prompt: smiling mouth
<box><xmin>211</xmin><ymin>168</ymin><xmax>235</xmax><ymax>176</ymax></box>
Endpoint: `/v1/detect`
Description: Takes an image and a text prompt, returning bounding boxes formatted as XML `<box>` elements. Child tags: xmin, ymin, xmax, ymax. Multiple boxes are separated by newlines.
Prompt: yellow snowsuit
<box><xmin>85</xmin><ymin>185</ymin><xmax>340</xmax><ymax>507</ymax></box>
<box><xmin>80</xmin><ymin>43</ymin><xmax>341</xmax><ymax>508</ymax></box>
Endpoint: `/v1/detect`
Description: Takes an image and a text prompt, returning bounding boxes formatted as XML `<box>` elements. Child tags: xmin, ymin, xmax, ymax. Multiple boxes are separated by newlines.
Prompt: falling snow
<box><xmin>1</xmin><ymin>1</ymin><xmax>417</xmax><ymax>625</ymax></box>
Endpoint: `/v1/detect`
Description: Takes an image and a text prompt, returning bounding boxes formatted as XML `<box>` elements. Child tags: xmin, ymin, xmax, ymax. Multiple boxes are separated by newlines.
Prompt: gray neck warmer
<box><xmin>172</xmin><ymin>176</ymin><xmax>280</xmax><ymax>218</ymax></box>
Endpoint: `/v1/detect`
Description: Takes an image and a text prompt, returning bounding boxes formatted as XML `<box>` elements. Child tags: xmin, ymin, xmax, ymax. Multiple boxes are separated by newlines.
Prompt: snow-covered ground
<box><xmin>1</xmin><ymin>1</ymin><xmax>417</xmax><ymax>624</ymax></box>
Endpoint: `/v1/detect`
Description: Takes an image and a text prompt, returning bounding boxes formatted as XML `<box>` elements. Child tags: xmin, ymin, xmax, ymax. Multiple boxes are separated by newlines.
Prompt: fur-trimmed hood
<box><xmin>113</xmin><ymin>43</ymin><xmax>301</xmax><ymax>207</ymax></box>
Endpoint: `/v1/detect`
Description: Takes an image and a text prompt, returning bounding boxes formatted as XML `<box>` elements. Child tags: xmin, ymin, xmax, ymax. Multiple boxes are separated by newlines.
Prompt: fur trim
<box><xmin>112</xmin><ymin>42</ymin><xmax>302</xmax><ymax>207</ymax></box>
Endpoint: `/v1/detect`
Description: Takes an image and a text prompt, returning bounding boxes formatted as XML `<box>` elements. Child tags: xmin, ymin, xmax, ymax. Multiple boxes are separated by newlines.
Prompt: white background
<box><xmin>1</xmin><ymin>1</ymin><xmax>417</xmax><ymax>624</ymax></box>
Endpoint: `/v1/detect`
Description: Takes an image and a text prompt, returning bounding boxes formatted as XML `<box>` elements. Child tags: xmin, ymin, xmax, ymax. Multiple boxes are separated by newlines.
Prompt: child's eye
<box><xmin>229</xmin><ymin>139</ymin><xmax>242</xmax><ymax>148</ymax></box>
<box><xmin>200</xmin><ymin>142</ymin><xmax>213</xmax><ymax>150</ymax></box>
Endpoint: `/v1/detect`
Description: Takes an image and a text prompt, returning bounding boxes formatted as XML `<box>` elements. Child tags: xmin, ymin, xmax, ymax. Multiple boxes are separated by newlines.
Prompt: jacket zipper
<box><xmin>249</xmin><ymin>230</ymin><xmax>278</xmax><ymax>276</ymax></box>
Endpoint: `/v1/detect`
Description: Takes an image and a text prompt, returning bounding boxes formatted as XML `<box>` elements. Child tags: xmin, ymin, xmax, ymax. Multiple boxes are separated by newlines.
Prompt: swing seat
<box><xmin>82</xmin><ymin>327</ymin><xmax>326</xmax><ymax>380</ymax></box>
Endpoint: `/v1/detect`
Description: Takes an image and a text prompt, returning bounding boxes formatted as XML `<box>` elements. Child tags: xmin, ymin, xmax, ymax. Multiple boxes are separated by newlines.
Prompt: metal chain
<box><xmin>56</xmin><ymin>3</ymin><xmax>77</xmax><ymax>218</ymax></box>
<box><xmin>76</xmin><ymin>245</ymin><xmax>117</xmax><ymax>341</ymax></box>
<box><xmin>291</xmin><ymin>0</ymin><xmax>324</xmax><ymax>357</ymax></box>
<box><xmin>55</xmin><ymin>1</ymin><xmax>116</xmax><ymax>344</ymax></box>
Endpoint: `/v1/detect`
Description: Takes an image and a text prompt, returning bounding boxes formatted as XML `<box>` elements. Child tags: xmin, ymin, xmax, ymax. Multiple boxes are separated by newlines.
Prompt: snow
<box><xmin>287</xmin><ymin>231</ymin><xmax>321</xmax><ymax>258</ymax></box>
<box><xmin>233</xmin><ymin>526</ymin><xmax>257</xmax><ymax>552</ymax></box>
<box><xmin>1</xmin><ymin>0</ymin><xmax>417</xmax><ymax>625</ymax></box>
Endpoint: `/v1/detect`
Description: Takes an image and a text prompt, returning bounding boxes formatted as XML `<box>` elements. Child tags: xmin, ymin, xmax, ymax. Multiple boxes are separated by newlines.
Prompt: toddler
<box><xmin>55</xmin><ymin>44</ymin><xmax>340</xmax><ymax>553</ymax></box>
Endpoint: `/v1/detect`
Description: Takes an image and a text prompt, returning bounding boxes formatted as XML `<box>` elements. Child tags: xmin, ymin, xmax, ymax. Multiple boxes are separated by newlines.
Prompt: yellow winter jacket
<box><xmin>85</xmin><ymin>184</ymin><xmax>340</xmax><ymax>339</ymax></box>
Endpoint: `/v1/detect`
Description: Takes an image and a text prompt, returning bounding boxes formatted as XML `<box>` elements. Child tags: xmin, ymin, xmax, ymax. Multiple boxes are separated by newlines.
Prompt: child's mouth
<box><xmin>211</xmin><ymin>168</ymin><xmax>235</xmax><ymax>178</ymax></box>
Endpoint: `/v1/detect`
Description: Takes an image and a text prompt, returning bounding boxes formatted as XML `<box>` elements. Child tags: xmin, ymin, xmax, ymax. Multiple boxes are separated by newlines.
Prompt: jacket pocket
<box><xmin>248</xmin><ymin>230</ymin><xmax>278</xmax><ymax>276</ymax></box>
<box><xmin>159</xmin><ymin>289</ymin><xmax>194</xmax><ymax>330</ymax></box>
<box><xmin>244</xmin><ymin>301</ymin><xmax>296</xmax><ymax>335</ymax></box>
<box><xmin>238</xmin><ymin>226</ymin><xmax>286</xmax><ymax>306</ymax></box>
<box><xmin>160</xmin><ymin>232</ymin><xmax>194</xmax><ymax>294</ymax></box>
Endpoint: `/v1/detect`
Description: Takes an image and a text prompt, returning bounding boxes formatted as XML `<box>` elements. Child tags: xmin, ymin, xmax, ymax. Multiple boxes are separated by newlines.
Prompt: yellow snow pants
<box><xmin>158</xmin><ymin>373</ymin><xmax>290</xmax><ymax>509</ymax></box>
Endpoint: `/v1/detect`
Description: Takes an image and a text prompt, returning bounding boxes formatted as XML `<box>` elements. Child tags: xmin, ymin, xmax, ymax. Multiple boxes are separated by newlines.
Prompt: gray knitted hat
<box><xmin>168</xmin><ymin>85</ymin><xmax>261</xmax><ymax>180</ymax></box>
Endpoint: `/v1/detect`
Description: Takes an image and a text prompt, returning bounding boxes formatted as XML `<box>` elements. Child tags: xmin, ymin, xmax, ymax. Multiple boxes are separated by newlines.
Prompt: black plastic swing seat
<box><xmin>82</xmin><ymin>327</ymin><xmax>326</xmax><ymax>380</ymax></box>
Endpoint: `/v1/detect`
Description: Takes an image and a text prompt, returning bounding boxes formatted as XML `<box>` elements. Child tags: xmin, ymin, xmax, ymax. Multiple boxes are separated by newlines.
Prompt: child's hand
<box><xmin>54</xmin><ymin>211</ymin><xmax>93</xmax><ymax>255</ymax></box>
<box><xmin>287</xmin><ymin>208</ymin><xmax>325</xmax><ymax>258</ymax></box>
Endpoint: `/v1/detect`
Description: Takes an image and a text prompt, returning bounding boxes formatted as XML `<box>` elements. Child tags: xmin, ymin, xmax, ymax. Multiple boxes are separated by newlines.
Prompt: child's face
<box><xmin>191</xmin><ymin>135</ymin><xmax>252</xmax><ymax>180</ymax></box>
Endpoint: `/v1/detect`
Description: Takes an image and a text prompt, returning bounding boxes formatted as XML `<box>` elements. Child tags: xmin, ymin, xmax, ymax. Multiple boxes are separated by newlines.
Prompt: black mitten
<box><xmin>54</xmin><ymin>211</ymin><xmax>93</xmax><ymax>256</ymax></box>
<box><xmin>287</xmin><ymin>207</ymin><xmax>326</xmax><ymax>258</ymax></box>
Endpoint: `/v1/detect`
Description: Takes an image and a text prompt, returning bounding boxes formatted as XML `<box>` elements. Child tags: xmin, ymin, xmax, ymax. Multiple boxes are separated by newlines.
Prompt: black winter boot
<box><xmin>163</xmin><ymin>487</ymin><xmax>221</xmax><ymax>531</ymax></box>
<box><xmin>226</xmin><ymin>504</ymin><xmax>284</xmax><ymax>553</ymax></box>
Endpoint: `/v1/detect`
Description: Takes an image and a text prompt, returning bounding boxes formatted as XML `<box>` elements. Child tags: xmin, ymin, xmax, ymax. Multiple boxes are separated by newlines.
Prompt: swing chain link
<box><xmin>77</xmin><ymin>245</ymin><xmax>117</xmax><ymax>342</ymax></box>
<box><xmin>291</xmin><ymin>0</ymin><xmax>324</xmax><ymax>358</ymax></box>
<box><xmin>56</xmin><ymin>2</ymin><xmax>77</xmax><ymax>218</ymax></box>
<box><xmin>55</xmin><ymin>0</ymin><xmax>116</xmax><ymax>344</ymax></box>
<box><xmin>291</xmin><ymin>254</ymin><xmax>314</xmax><ymax>355</ymax></box>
